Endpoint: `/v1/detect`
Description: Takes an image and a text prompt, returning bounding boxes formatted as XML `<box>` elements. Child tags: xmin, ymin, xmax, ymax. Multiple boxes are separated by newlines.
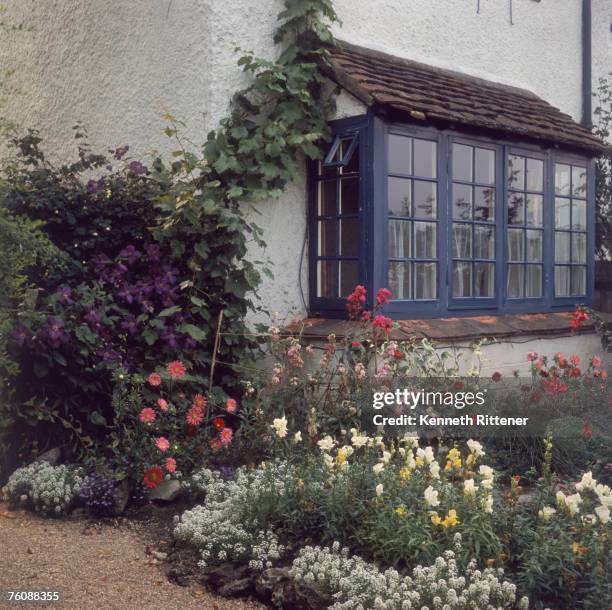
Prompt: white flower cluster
<box><xmin>290</xmin><ymin>536</ymin><xmax>529</xmax><ymax>610</ymax></box>
<box><xmin>174</xmin><ymin>463</ymin><xmax>287</xmax><ymax>571</ymax></box>
<box><xmin>555</xmin><ymin>471</ymin><xmax>611</xmax><ymax>524</ymax></box>
<box><xmin>2</xmin><ymin>462</ymin><xmax>83</xmax><ymax>516</ymax></box>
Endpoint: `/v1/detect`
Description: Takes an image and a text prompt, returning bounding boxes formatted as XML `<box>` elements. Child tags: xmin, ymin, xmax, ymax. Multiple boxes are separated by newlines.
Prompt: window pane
<box><xmin>572</xmin><ymin>200</ymin><xmax>586</xmax><ymax>231</ymax></box>
<box><xmin>340</xmin><ymin>177</ymin><xmax>359</xmax><ymax>214</ymax></box>
<box><xmin>414</xmin><ymin>222</ymin><xmax>436</xmax><ymax>258</ymax></box>
<box><xmin>571</xmin><ymin>266</ymin><xmax>586</xmax><ymax>296</ymax></box>
<box><xmin>388</xmin><ymin>134</ymin><xmax>411</xmax><ymax>175</ymax></box>
<box><xmin>526</xmin><ymin>194</ymin><xmax>543</xmax><ymax>227</ymax></box>
<box><xmin>474</xmin><ymin>186</ymin><xmax>495</xmax><ymax>221</ymax></box>
<box><xmin>389</xmin><ymin>261</ymin><xmax>411</xmax><ymax>300</ymax></box>
<box><xmin>453</xmin><ymin>184</ymin><xmax>472</xmax><ymax>220</ymax></box>
<box><xmin>554</xmin><ymin>198</ymin><xmax>571</xmax><ymax>229</ymax></box>
<box><xmin>508</xmin><ymin>193</ymin><xmax>525</xmax><ymax>225</ymax></box>
<box><xmin>317</xmin><ymin>260</ymin><xmax>338</xmax><ymax>298</ymax></box>
<box><xmin>413</xmin><ymin>139</ymin><xmax>437</xmax><ymax>178</ymax></box>
<box><xmin>555</xmin><ymin>164</ymin><xmax>571</xmax><ymax>195</ymax></box>
<box><xmin>572</xmin><ymin>166</ymin><xmax>587</xmax><ymax>198</ymax></box>
<box><xmin>474</xmin><ymin>262</ymin><xmax>494</xmax><ymax>297</ymax></box>
<box><xmin>453</xmin><ymin>144</ymin><xmax>473</xmax><ymax>182</ymax></box>
<box><xmin>388</xmin><ymin>177</ymin><xmax>411</xmax><ymax>217</ymax></box>
<box><xmin>415</xmin><ymin>263</ymin><xmax>436</xmax><ymax>299</ymax></box>
<box><xmin>475</xmin><ymin>148</ymin><xmax>495</xmax><ymax>184</ymax></box>
<box><xmin>340</xmin><ymin>218</ymin><xmax>359</xmax><ymax>256</ymax></box>
<box><xmin>507</xmin><ymin>155</ymin><xmax>525</xmax><ymax>190</ymax></box>
<box><xmin>555</xmin><ymin>232</ymin><xmax>571</xmax><ymax>263</ymax></box>
<box><xmin>340</xmin><ymin>261</ymin><xmax>359</xmax><ymax>297</ymax></box>
<box><xmin>413</xmin><ymin>180</ymin><xmax>437</xmax><ymax>218</ymax></box>
<box><xmin>318</xmin><ymin>220</ymin><xmax>337</xmax><ymax>256</ymax></box>
<box><xmin>453</xmin><ymin>223</ymin><xmax>472</xmax><ymax>258</ymax></box>
<box><xmin>453</xmin><ymin>262</ymin><xmax>472</xmax><ymax>297</ymax></box>
<box><xmin>526</xmin><ymin>265</ymin><xmax>542</xmax><ymax>298</ymax></box>
<box><xmin>507</xmin><ymin>228</ymin><xmax>524</xmax><ymax>261</ymax></box>
<box><xmin>526</xmin><ymin>158</ymin><xmax>544</xmax><ymax>192</ymax></box>
<box><xmin>318</xmin><ymin>180</ymin><xmax>336</xmax><ymax>216</ymax></box>
<box><xmin>573</xmin><ymin>233</ymin><xmax>587</xmax><ymax>263</ymax></box>
<box><xmin>474</xmin><ymin>225</ymin><xmax>495</xmax><ymax>259</ymax></box>
<box><xmin>555</xmin><ymin>266</ymin><xmax>571</xmax><ymax>296</ymax></box>
<box><xmin>526</xmin><ymin>230</ymin><xmax>543</xmax><ymax>262</ymax></box>
<box><xmin>342</xmin><ymin>139</ymin><xmax>359</xmax><ymax>174</ymax></box>
<box><xmin>507</xmin><ymin>264</ymin><xmax>524</xmax><ymax>298</ymax></box>
<box><xmin>388</xmin><ymin>220</ymin><xmax>411</xmax><ymax>259</ymax></box>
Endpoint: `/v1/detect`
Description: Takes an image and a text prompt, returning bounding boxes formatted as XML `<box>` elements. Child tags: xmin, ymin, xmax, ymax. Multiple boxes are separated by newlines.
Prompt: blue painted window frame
<box><xmin>308</xmin><ymin>112</ymin><xmax>596</xmax><ymax>319</ymax></box>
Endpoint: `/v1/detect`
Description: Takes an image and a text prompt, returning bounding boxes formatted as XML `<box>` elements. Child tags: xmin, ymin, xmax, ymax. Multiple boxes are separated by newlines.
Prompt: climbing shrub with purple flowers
<box><xmin>0</xmin><ymin>128</ymin><xmax>264</xmax><ymax>469</ymax></box>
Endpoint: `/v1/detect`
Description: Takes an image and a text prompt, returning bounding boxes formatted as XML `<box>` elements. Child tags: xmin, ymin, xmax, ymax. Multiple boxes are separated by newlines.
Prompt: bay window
<box><xmin>309</xmin><ymin>115</ymin><xmax>594</xmax><ymax>318</ymax></box>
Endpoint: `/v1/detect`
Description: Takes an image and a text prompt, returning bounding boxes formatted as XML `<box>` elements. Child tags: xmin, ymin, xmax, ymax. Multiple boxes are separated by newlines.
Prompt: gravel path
<box><xmin>0</xmin><ymin>503</ymin><xmax>267</xmax><ymax>610</ymax></box>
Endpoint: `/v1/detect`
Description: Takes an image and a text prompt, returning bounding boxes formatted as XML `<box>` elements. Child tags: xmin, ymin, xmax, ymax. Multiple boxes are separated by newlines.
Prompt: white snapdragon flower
<box><xmin>424</xmin><ymin>485</ymin><xmax>440</xmax><ymax>507</ymax></box>
<box><xmin>467</xmin><ymin>439</ymin><xmax>485</xmax><ymax>457</ymax></box>
<box><xmin>372</xmin><ymin>462</ymin><xmax>385</xmax><ymax>475</ymax></box>
<box><xmin>381</xmin><ymin>451</ymin><xmax>392</xmax><ymax>464</ymax></box>
<box><xmin>375</xmin><ymin>483</ymin><xmax>384</xmax><ymax>497</ymax></box>
<box><xmin>317</xmin><ymin>435</ymin><xmax>335</xmax><ymax>452</ymax></box>
<box><xmin>429</xmin><ymin>461</ymin><xmax>441</xmax><ymax>479</ymax></box>
<box><xmin>464</xmin><ymin>478</ymin><xmax>478</xmax><ymax>496</ymax></box>
<box><xmin>271</xmin><ymin>415</ymin><xmax>288</xmax><ymax>438</ymax></box>
<box><xmin>482</xmin><ymin>494</ymin><xmax>493</xmax><ymax>514</ymax></box>
<box><xmin>564</xmin><ymin>493</ymin><xmax>582</xmax><ymax>516</ymax></box>
<box><xmin>575</xmin><ymin>471</ymin><xmax>595</xmax><ymax>492</ymax></box>
<box><xmin>350</xmin><ymin>429</ymin><xmax>370</xmax><ymax>448</ymax></box>
<box><xmin>417</xmin><ymin>446</ymin><xmax>435</xmax><ymax>464</ymax></box>
<box><xmin>538</xmin><ymin>506</ymin><xmax>557</xmax><ymax>521</ymax></box>
<box><xmin>293</xmin><ymin>431</ymin><xmax>302</xmax><ymax>443</ymax></box>
<box><xmin>595</xmin><ymin>505</ymin><xmax>610</xmax><ymax>524</ymax></box>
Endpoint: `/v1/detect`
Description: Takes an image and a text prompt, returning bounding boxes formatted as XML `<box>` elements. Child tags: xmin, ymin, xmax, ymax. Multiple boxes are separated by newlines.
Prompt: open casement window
<box><xmin>308</xmin><ymin>115</ymin><xmax>595</xmax><ymax>319</ymax></box>
<box><xmin>309</xmin><ymin>119</ymin><xmax>368</xmax><ymax>315</ymax></box>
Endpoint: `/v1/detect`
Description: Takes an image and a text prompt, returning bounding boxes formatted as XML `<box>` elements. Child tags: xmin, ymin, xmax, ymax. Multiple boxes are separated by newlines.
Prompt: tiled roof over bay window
<box><xmin>323</xmin><ymin>42</ymin><xmax>608</xmax><ymax>155</ymax></box>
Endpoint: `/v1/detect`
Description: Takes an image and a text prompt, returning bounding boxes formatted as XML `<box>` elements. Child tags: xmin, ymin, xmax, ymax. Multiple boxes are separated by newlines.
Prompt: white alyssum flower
<box><xmin>290</xmin><ymin>535</ymin><xmax>525</xmax><ymax>610</ymax></box>
<box><xmin>424</xmin><ymin>485</ymin><xmax>440</xmax><ymax>507</ymax></box>
<box><xmin>271</xmin><ymin>415</ymin><xmax>288</xmax><ymax>438</ymax></box>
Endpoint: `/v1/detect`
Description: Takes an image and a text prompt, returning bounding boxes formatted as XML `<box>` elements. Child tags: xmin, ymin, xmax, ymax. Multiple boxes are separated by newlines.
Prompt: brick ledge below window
<box><xmin>285</xmin><ymin>312</ymin><xmax>612</xmax><ymax>343</ymax></box>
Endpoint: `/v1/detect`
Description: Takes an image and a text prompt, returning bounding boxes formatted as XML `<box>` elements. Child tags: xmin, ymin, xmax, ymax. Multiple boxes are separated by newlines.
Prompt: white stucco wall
<box><xmin>0</xmin><ymin>0</ymin><xmax>610</xmax><ymax>328</ymax></box>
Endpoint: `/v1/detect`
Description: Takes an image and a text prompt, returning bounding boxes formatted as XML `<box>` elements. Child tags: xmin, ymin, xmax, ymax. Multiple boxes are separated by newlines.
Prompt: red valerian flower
<box><xmin>372</xmin><ymin>315</ymin><xmax>394</xmax><ymax>334</ymax></box>
<box><xmin>376</xmin><ymin>288</ymin><xmax>392</xmax><ymax>306</ymax></box>
<box><xmin>570</xmin><ymin>354</ymin><xmax>581</xmax><ymax>366</ymax></box>
<box><xmin>167</xmin><ymin>360</ymin><xmax>186</xmax><ymax>379</ymax></box>
<box><xmin>139</xmin><ymin>407</ymin><xmax>156</xmax><ymax>423</ymax></box>
<box><xmin>592</xmin><ymin>355</ymin><xmax>602</xmax><ymax>368</ymax></box>
<box><xmin>148</xmin><ymin>373</ymin><xmax>162</xmax><ymax>387</ymax></box>
<box><xmin>143</xmin><ymin>466</ymin><xmax>164</xmax><ymax>489</ymax></box>
<box><xmin>213</xmin><ymin>417</ymin><xmax>225</xmax><ymax>430</ymax></box>
<box><xmin>491</xmin><ymin>372</ymin><xmax>502</xmax><ymax>382</ymax></box>
<box><xmin>570</xmin><ymin>367</ymin><xmax>581</xmax><ymax>378</ymax></box>
<box><xmin>165</xmin><ymin>457</ymin><xmax>177</xmax><ymax>473</ymax></box>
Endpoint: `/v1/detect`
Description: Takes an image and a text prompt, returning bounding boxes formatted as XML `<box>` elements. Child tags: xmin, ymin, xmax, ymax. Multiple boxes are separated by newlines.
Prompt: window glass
<box><xmin>554</xmin><ymin>162</ymin><xmax>587</xmax><ymax>297</ymax></box>
<box><xmin>388</xmin><ymin>135</ymin><xmax>438</xmax><ymax>300</ymax></box>
<box><xmin>451</xmin><ymin>142</ymin><xmax>496</xmax><ymax>298</ymax></box>
<box><xmin>506</xmin><ymin>154</ymin><xmax>544</xmax><ymax>299</ymax></box>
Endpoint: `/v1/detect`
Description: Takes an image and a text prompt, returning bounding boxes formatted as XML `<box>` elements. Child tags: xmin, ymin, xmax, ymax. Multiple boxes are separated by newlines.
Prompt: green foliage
<box><xmin>593</xmin><ymin>73</ymin><xmax>612</xmax><ymax>258</ymax></box>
